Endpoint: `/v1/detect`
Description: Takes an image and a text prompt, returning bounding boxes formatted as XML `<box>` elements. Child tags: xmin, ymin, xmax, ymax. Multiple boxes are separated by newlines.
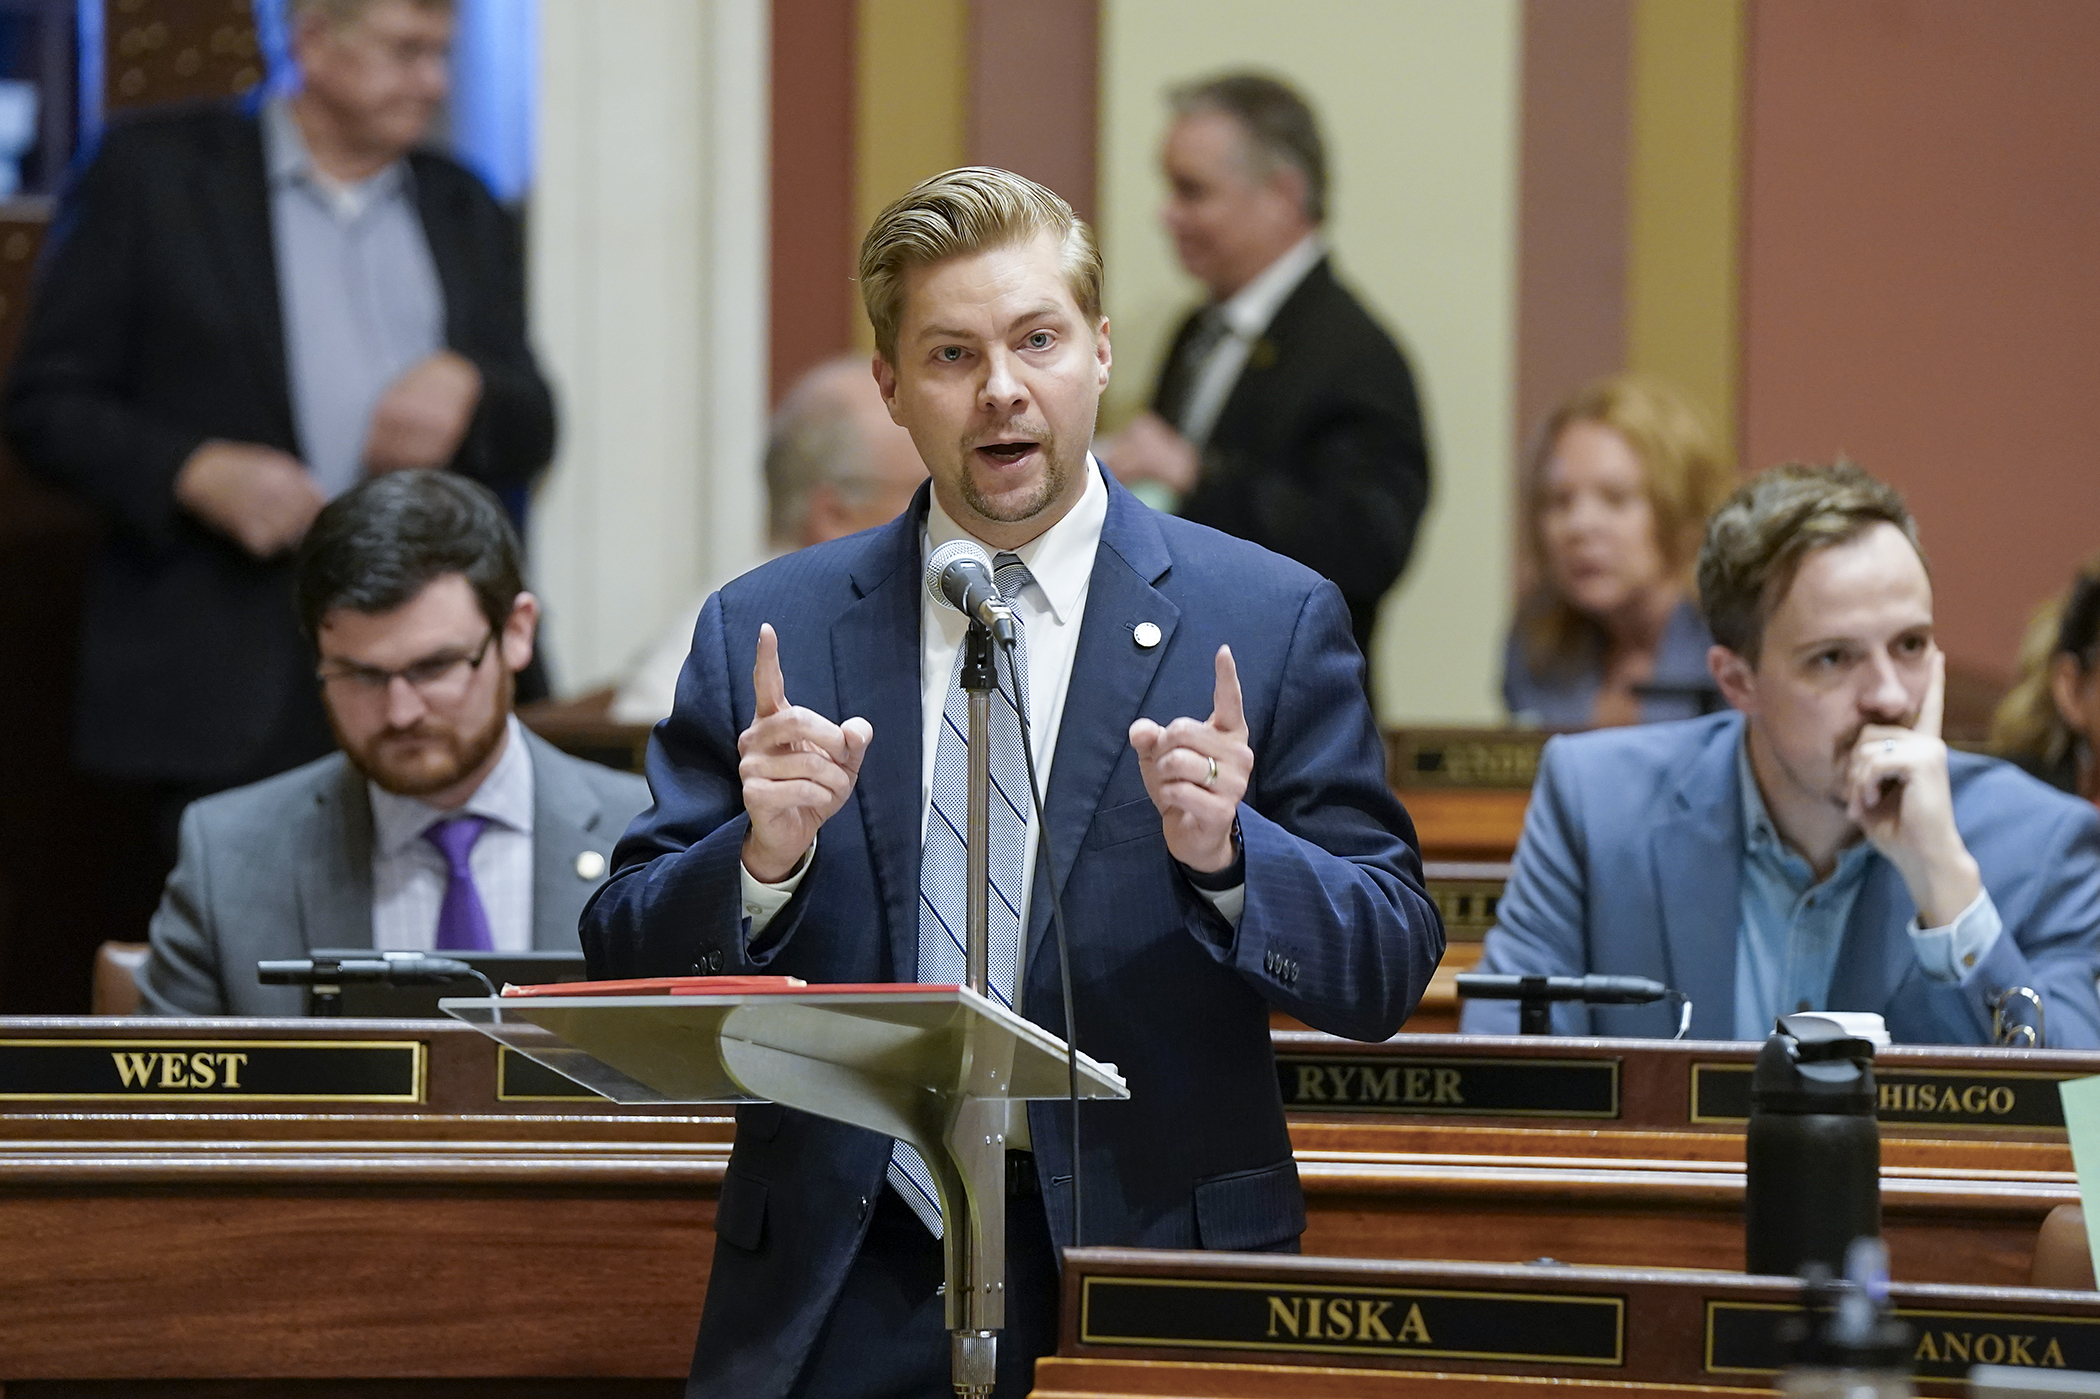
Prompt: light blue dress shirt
<box><xmin>262</xmin><ymin>99</ymin><xmax>445</xmax><ymax>499</ymax></box>
<box><xmin>1733</xmin><ymin>735</ymin><xmax>2003</xmax><ymax>1039</ymax></box>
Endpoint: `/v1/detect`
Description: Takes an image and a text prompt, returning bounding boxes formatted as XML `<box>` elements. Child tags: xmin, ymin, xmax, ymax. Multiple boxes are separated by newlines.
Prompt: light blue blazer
<box><xmin>1463</xmin><ymin>711</ymin><xmax>2100</xmax><ymax>1046</ymax></box>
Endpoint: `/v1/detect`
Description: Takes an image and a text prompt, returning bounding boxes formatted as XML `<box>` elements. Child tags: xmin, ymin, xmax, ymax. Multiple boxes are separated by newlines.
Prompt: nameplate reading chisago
<box><xmin>1707</xmin><ymin>1301</ymin><xmax>2100</xmax><ymax>1377</ymax></box>
<box><xmin>1079</xmin><ymin>1276</ymin><xmax>1623</xmax><ymax>1365</ymax></box>
<box><xmin>1690</xmin><ymin>1062</ymin><xmax>2068</xmax><ymax>1130</ymax></box>
<box><xmin>1278</xmin><ymin>1053</ymin><xmax>1619</xmax><ymax>1118</ymax></box>
<box><xmin>0</xmin><ymin>1039</ymin><xmax>425</xmax><ymax>1102</ymax></box>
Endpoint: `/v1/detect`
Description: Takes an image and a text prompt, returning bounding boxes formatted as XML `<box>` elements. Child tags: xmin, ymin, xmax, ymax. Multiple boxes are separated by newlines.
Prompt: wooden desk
<box><xmin>1037</xmin><ymin>1249</ymin><xmax>2100</xmax><ymax>1396</ymax></box>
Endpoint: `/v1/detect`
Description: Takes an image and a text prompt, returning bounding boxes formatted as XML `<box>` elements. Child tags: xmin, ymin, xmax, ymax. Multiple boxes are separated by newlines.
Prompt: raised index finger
<box><xmin>1916</xmin><ymin>646</ymin><xmax>1945</xmax><ymax>739</ymax></box>
<box><xmin>753</xmin><ymin>623</ymin><xmax>788</xmax><ymax>719</ymax></box>
<box><xmin>1209</xmin><ymin>645</ymin><xmax>1246</xmax><ymax>737</ymax></box>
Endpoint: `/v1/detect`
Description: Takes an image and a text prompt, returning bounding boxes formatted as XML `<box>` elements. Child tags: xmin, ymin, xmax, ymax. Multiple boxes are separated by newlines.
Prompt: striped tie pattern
<box><xmin>888</xmin><ymin>552</ymin><xmax>1034</xmax><ymax>1235</ymax></box>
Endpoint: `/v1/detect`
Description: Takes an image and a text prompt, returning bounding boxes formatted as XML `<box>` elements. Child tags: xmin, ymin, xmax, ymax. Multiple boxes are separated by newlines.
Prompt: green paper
<box><xmin>2056</xmin><ymin>1075</ymin><xmax>2100</xmax><ymax>1285</ymax></box>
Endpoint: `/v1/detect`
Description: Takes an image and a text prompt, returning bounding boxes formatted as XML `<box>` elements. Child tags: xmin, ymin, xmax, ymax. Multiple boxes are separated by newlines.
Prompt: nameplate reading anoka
<box><xmin>1079</xmin><ymin>1276</ymin><xmax>1623</xmax><ymax>1365</ymax></box>
<box><xmin>1278</xmin><ymin>1053</ymin><xmax>1619</xmax><ymax>1118</ymax></box>
<box><xmin>1690</xmin><ymin>1062</ymin><xmax>2068</xmax><ymax>1131</ymax></box>
<box><xmin>0</xmin><ymin>1039</ymin><xmax>425</xmax><ymax>1102</ymax></box>
<box><xmin>1707</xmin><ymin>1301</ymin><xmax>2100</xmax><ymax>1378</ymax></box>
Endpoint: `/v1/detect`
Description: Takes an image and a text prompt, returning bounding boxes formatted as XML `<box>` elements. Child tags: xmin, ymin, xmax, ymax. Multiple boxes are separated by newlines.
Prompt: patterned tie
<box><xmin>423</xmin><ymin>815</ymin><xmax>495</xmax><ymax>952</ymax></box>
<box><xmin>888</xmin><ymin>552</ymin><xmax>1034</xmax><ymax>1235</ymax></box>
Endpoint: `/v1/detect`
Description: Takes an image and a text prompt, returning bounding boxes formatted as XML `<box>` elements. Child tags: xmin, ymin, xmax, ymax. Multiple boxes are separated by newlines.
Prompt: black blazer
<box><xmin>1152</xmin><ymin>257</ymin><xmax>1430</xmax><ymax>658</ymax></box>
<box><xmin>4</xmin><ymin>100</ymin><xmax>556</xmax><ymax>785</ymax></box>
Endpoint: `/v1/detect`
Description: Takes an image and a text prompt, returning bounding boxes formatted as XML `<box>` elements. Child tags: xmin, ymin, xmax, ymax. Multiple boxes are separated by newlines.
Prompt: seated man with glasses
<box><xmin>139</xmin><ymin>472</ymin><xmax>649</xmax><ymax>1015</ymax></box>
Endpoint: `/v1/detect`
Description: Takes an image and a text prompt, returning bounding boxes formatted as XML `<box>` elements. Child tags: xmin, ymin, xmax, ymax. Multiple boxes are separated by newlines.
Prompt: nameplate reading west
<box><xmin>0</xmin><ymin>1038</ymin><xmax>426</xmax><ymax>1102</ymax></box>
<box><xmin>1278</xmin><ymin>1053</ymin><xmax>1619</xmax><ymax>1117</ymax></box>
<box><xmin>1079</xmin><ymin>1275</ymin><xmax>1623</xmax><ymax>1365</ymax></box>
<box><xmin>1707</xmin><ymin>1301</ymin><xmax>2100</xmax><ymax>1377</ymax></box>
<box><xmin>1690</xmin><ymin>1062</ymin><xmax>2068</xmax><ymax>1130</ymax></box>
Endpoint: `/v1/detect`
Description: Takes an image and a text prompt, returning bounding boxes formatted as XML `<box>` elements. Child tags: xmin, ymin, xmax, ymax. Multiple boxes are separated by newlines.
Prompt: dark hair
<box><xmin>295</xmin><ymin>472</ymin><xmax>524</xmax><ymax>640</ymax></box>
<box><xmin>1990</xmin><ymin>555</ymin><xmax>2100</xmax><ymax>778</ymax></box>
<box><xmin>1169</xmin><ymin>72</ymin><xmax>1328</xmax><ymax>224</ymax></box>
<box><xmin>1696</xmin><ymin>461</ymin><xmax>1922</xmax><ymax>665</ymax></box>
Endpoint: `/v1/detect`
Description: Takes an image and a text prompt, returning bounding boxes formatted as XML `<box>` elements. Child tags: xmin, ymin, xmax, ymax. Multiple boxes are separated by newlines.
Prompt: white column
<box><xmin>528</xmin><ymin>0</ymin><xmax>770</xmax><ymax>694</ymax></box>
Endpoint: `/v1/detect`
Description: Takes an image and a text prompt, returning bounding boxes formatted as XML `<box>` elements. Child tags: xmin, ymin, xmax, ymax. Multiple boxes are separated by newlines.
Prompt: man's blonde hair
<box><xmin>857</xmin><ymin>167</ymin><xmax>1103</xmax><ymax>364</ymax></box>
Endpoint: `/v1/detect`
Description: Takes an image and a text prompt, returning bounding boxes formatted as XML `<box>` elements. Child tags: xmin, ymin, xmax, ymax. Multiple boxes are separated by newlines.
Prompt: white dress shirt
<box><xmin>1176</xmin><ymin>232</ymin><xmax>1326</xmax><ymax>448</ymax></box>
<box><xmin>741</xmin><ymin>459</ymin><xmax>1245</xmax><ymax>939</ymax></box>
<box><xmin>369</xmin><ymin>715</ymin><xmax>536</xmax><ymax>951</ymax></box>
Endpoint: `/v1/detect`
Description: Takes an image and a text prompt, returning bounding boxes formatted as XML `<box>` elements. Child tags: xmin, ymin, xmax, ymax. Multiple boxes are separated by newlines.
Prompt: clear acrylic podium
<box><xmin>442</xmin><ymin>981</ymin><xmax>1129</xmax><ymax>1396</ymax></box>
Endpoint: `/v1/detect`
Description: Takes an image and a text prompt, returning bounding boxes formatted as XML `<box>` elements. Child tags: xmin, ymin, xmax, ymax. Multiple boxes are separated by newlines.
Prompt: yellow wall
<box><xmin>1626</xmin><ymin>0</ymin><xmax>1745</xmax><ymax>460</ymax></box>
<box><xmin>852</xmin><ymin>0</ymin><xmax>970</xmax><ymax>349</ymax></box>
<box><xmin>1099</xmin><ymin>0</ymin><xmax>1523</xmax><ymax>723</ymax></box>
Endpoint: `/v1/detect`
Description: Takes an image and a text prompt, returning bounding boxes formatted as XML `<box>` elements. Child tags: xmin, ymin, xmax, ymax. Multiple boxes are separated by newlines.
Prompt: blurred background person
<box><xmin>1104</xmin><ymin>71</ymin><xmax>1430</xmax><ymax>669</ymax></box>
<box><xmin>1990</xmin><ymin>559</ymin><xmax>2100</xmax><ymax>802</ymax></box>
<box><xmin>611</xmin><ymin>355</ymin><xmax>926</xmax><ymax>723</ymax></box>
<box><xmin>2</xmin><ymin>0</ymin><xmax>555</xmax><ymax>912</ymax></box>
<box><xmin>1504</xmin><ymin>374</ymin><xmax>1735</xmax><ymax>729</ymax></box>
<box><xmin>141</xmin><ymin>472</ymin><xmax>646</xmax><ymax>1017</ymax></box>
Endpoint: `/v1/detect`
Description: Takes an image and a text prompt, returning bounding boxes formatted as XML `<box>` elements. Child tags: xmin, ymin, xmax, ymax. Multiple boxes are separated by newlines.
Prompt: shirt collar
<box><xmin>923</xmin><ymin>453</ymin><xmax>1107</xmax><ymax>628</ymax></box>
<box><xmin>262</xmin><ymin>96</ymin><xmax>409</xmax><ymax>218</ymax></box>
<box><xmin>1735</xmin><ymin>727</ymin><xmax>1874</xmax><ymax>881</ymax></box>
<box><xmin>369</xmin><ymin>714</ymin><xmax>536</xmax><ymax>857</ymax></box>
<box><xmin>1218</xmin><ymin>233</ymin><xmax>1326</xmax><ymax>339</ymax></box>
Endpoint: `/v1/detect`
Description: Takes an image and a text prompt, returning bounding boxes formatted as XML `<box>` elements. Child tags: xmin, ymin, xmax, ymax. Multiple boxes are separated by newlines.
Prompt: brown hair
<box><xmin>1989</xmin><ymin>555</ymin><xmax>2100</xmax><ymax>774</ymax></box>
<box><xmin>1696</xmin><ymin>461</ymin><xmax>1922</xmax><ymax>665</ymax></box>
<box><xmin>1518</xmin><ymin>374</ymin><xmax>1734</xmax><ymax>676</ymax></box>
<box><xmin>1169</xmin><ymin>72</ymin><xmax>1328</xmax><ymax>224</ymax></box>
<box><xmin>857</xmin><ymin>167</ymin><xmax>1103</xmax><ymax>365</ymax></box>
<box><xmin>286</xmin><ymin>0</ymin><xmax>454</xmax><ymax>26</ymax></box>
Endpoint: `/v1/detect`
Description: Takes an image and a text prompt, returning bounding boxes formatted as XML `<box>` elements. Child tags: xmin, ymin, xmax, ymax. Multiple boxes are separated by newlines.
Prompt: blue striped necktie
<box><xmin>888</xmin><ymin>551</ymin><xmax>1034</xmax><ymax>1235</ymax></box>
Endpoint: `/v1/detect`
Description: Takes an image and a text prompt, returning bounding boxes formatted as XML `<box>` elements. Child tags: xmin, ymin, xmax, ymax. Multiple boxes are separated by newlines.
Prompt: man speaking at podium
<box><xmin>583</xmin><ymin>168</ymin><xmax>1442</xmax><ymax>1396</ymax></box>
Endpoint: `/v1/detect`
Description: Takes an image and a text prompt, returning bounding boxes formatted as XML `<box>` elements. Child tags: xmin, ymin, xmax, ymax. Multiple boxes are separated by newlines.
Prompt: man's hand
<box><xmin>1129</xmin><ymin>645</ymin><xmax>1252</xmax><ymax>873</ymax></box>
<box><xmin>738</xmin><ymin>623</ymin><xmax>874</xmax><ymax>883</ymax></box>
<box><xmin>1104</xmin><ymin>410</ymin><xmax>1201</xmax><ymax>495</ymax></box>
<box><xmin>1845</xmin><ymin>649</ymin><xmax>1980</xmax><ymax>926</ymax></box>
<box><xmin>172</xmin><ymin>439</ymin><xmax>326</xmax><ymax>557</ymax></box>
<box><xmin>364</xmin><ymin>350</ymin><xmax>484</xmax><ymax>473</ymax></box>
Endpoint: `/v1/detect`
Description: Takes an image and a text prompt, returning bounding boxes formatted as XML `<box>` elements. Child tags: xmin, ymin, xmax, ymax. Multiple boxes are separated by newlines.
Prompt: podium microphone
<box><xmin>259</xmin><ymin>951</ymin><xmax>498</xmax><ymax>1016</ymax></box>
<box><xmin>1456</xmin><ymin>972</ymin><xmax>1689</xmax><ymax>1037</ymax></box>
<box><xmin>926</xmin><ymin>539</ymin><xmax>1018</xmax><ymax>644</ymax></box>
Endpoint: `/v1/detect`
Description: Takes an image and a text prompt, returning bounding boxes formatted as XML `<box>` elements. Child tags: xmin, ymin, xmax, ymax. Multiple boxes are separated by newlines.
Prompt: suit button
<box><xmin>857</xmin><ymin>1195</ymin><xmax>870</xmax><ymax>1222</ymax></box>
<box><xmin>706</xmin><ymin>950</ymin><xmax>724</xmax><ymax>973</ymax></box>
<box><xmin>690</xmin><ymin>962</ymin><xmax>704</xmax><ymax>975</ymax></box>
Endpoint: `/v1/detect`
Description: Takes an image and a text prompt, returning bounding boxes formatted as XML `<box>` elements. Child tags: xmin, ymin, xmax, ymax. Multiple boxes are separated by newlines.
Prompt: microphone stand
<box><xmin>951</xmin><ymin>617</ymin><xmax>1003</xmax><ymax>1396</ymax></box>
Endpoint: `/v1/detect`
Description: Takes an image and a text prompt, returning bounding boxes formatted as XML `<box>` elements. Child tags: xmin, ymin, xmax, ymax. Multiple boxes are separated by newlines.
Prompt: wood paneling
<box><xmin>103</xmin><ymin>0</ymin><xmax>260</xmax><ymax>111</ymax></box>
<box><xmin>770</xmin><ymin>0</ymin><xmax>858</xmax><ymax>403</ymax></box>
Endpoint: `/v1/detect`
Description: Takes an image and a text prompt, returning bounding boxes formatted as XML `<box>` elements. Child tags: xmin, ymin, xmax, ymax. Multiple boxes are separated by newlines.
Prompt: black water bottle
<box><xmin>1745</xmin><ymin>1014</ymin><xmax>1881</xmax><ymax>1278</ymax></box>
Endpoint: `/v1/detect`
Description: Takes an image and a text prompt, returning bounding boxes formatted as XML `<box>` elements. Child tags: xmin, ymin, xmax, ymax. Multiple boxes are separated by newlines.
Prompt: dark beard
<box><xmin>340</xmin><ymin>672</ymin><xmax>514</xmax><ymax>799</ymax></box>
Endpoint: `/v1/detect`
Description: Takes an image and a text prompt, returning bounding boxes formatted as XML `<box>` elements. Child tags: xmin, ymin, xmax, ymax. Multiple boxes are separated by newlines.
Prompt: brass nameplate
<box><xmin>1708</xmin><ymin>1301</ymin><xmax>2100</xmax><ymax>1376</ymax></box>
<box><xmin>1391</xmin><ymin>732</ymin><xmax>1544</xmax><ymax>790</ymax></box>
<box><xmin>1426</xmin><ymin>877</ymin><xmax>1503</xmax><ymax>941</ymax></box>
<box><xmin>0</xmin><ymin>1038</ymin><xmax>425</xmax><ymax>1102</ymax></box>
<box><xmin>1690</xmin><ymin>1062</ymin><xmax>2069</xmax><ymax>1131</ymax></box>
<box><xmin>1279</xmin><ymin>1054</ymin><xmax>1619</xmax><ymax>1117</ymax></box>
<box><xmin>1080</xmin><ymin>1275</ymin><xmax>1623</xmax><ymax>1364</ymax></box>
<box><xmin>497</xmin><ymin>1047</ymin><xmax>604</xmax><ymax>1101</ymax></box>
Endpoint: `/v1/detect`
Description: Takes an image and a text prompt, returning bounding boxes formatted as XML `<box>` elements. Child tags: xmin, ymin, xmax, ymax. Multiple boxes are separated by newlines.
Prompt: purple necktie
<box><xmin>423</xmin><ymin>815</ymin><xmax>494</xmax><ymax>952</ymax></box>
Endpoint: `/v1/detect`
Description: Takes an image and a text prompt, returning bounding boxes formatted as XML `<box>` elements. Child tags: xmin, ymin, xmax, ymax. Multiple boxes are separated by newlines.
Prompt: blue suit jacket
<box><xmin>581</xmin><ymin>471</ymin><xmax>1442</xmax><ymax>1398</ymax></box>
<box><xmin>1462</xmin><ymin>711</ymin><xmax>2100</xmax><ymax>1045</ymax></box>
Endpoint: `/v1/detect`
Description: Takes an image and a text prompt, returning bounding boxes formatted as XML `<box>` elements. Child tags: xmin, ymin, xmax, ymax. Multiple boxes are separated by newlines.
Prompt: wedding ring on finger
<box><xmin>1203</xmin><ymin>755</ymin><xmax>1219</xmax><ymax>789</ymax></box>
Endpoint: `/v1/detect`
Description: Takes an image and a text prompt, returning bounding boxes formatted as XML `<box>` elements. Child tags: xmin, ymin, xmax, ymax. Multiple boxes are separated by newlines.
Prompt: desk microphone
<box><xmin>926</xmin><ymin>539</ymin><xmax>1017</xmax><ymax>644</ymax></box>
<box><xmin>259</xmin><ymin>951</ymin><xmax>487</xmax><ymax>986</ymax></box>
<box><xmin>1456</xmin><ymin>973</ymin><xmax>1687</xmax><ymax>1037</ymax></box>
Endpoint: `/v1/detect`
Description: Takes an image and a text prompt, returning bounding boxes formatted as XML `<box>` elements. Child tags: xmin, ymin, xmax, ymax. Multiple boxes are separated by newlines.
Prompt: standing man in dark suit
<box><xmin>1107</xmin><ymin>73</ymin><xmax>1431</xmax><ymax>666</ymax></box>
<box><xmin>142</xmin><ymin>472</ymin><xmax>647</xmax><ymax>1017</ymax></box>
<box><xmin>3</xmin><ymin>0</ymin><xmax>554</xmax><ymax>897</ymax></box>
<box><xmin>583</xmin><ymin>167</ymin><xmax>1442</xmax><ymax>1398</ymax></box>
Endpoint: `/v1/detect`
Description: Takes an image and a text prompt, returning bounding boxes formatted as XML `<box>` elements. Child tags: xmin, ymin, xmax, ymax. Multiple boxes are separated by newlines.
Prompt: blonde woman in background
<box><xmin>1990</xmin><ymin>560</ymin><xmax>2100</xmax><ymax>803</ymax></box>
<box><xmin>1503</xmin><ymin>374</ymin><xmax>1738</xmax><ymax>728</ymax></box>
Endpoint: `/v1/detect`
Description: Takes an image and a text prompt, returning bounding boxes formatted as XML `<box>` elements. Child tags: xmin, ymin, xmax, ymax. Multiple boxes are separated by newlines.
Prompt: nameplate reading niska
<box><xmin>1690</xmin><ymin>1062</ymin><xmax>2068</xmax><ymax>1130</ymax></box>
<box><xmin>1279</xmin><ymin>1054</ymin><xmax>1619</xmax><ymax>1117</ymax></box>
<box><xmin>497</xmin><ymin>1047</ymin><xmax>604</xmax><ymax>1101</ymax></box>
<box><xmin>0</xmin><ymin>1038</ymin><xmax>425</xmax><ymax>1102</ymax></box>
<box><xmin>1079</xmin><ymin>1276</ymin><xmax>1623</xmax><ymax>1365</ymax></box>
<box><xmin>1707</xmin><ymin>1301</ymin><xmax>2100</xmax><ymax>1377</ymax></box>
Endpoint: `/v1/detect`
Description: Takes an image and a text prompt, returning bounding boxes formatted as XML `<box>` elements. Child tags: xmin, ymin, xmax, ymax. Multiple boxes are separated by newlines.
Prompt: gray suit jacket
<box><xmin>141</xmin><ymin>730</ymin><xmax>652</xmax><ymax>1016</ymax></box>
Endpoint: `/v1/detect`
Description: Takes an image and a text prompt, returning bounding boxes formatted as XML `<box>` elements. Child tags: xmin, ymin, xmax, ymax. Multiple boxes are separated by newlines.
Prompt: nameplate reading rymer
<box><xmin>1708</xmin><ymin>1301</ymin><xmax>2100</xmax><ymax>1377</ymax></box>
<box><xmin>1691</xmin><ymin>1062</ymin><xmax>2069</xmax><ymax>1130</ymax></box>
<box><xmin>1278</xmin><ymin>1053</ymin><xmax>1619</xmax><ymax>1117</ymax></box>
<box><xmin>0</xmin><ymin>1038</ymin><xmax>425</xmax><ymax>1102</ymax></box>
<box><xmin>1079</xmin><ymin>1275</ymin><xmax>1623</xmax><ymax>1365</ymax></box>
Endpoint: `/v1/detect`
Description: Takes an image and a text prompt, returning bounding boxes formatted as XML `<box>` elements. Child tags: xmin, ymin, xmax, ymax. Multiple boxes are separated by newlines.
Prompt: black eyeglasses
<box><xmin>317</xmin><ymin>629</ymin><xmax>497</xmax><ymax>704</ymax></box>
